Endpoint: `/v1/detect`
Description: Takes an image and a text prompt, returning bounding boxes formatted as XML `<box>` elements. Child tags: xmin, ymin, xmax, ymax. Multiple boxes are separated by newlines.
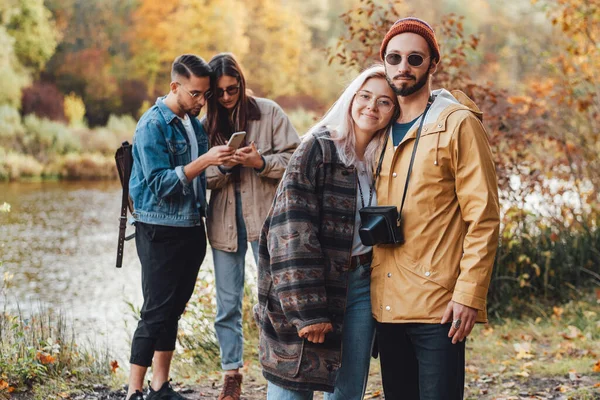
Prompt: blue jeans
<box><xmin>267</xmin><ymin>261</ymin><xmax>375</xmax><ymax>400</ymax></box>
<box><xmin>212</xmin><ymin>190</ymin><xmax>259</xmax><ymax>370</ymax></box>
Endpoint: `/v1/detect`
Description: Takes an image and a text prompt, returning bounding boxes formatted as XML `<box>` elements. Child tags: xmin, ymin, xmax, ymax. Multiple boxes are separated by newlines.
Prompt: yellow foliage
<box><xmin>64</xmin><ymin>92</ymin><xmax>86</xmax><ymax>127</ymax></box>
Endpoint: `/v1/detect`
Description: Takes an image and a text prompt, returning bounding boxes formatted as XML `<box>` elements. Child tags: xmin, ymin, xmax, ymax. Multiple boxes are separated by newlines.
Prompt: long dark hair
<box><xmin>206</xmin><ymin>53</ymin><xmax>261</xmax><ymax>146</ymax></box>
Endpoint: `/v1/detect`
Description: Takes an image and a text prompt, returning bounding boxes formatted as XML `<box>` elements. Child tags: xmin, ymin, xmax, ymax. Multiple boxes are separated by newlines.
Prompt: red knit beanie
<box><xmin>380</xmin><ymin>17</ymin><xmax>440</xmax><ymax>63</ymax></box>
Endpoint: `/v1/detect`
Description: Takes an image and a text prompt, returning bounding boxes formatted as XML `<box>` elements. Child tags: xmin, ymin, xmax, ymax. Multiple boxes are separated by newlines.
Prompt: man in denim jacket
<box><xmin>126</xmin><ymin>54</ymin><xmax>235</xmax><ymax>400</ymax></box>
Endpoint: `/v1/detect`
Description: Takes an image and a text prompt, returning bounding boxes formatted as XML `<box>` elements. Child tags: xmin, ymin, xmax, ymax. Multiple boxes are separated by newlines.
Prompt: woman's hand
<box><xmin>298</xmin><ymin>322</ymin><xmax>333</xmax><ymax>344</ymax></box>
<box><xmin>233</xmin><ymin>142</ymin><xmax>265</xmax><ymax>169</ymax></box>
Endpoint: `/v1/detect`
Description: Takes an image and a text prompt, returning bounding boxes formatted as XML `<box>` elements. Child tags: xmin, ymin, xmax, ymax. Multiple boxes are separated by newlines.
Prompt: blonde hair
<box><xmin>306</xmin><ymin>64</ymin><xmax>398</xmax><ymax>168</ymax></box>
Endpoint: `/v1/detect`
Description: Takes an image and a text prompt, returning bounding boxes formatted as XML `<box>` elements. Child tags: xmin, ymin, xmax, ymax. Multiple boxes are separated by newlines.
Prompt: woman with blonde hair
<box><xmin>254</xmin><ymin>65</ymin><xmax>399</xmax><ymax>399</ymax></box>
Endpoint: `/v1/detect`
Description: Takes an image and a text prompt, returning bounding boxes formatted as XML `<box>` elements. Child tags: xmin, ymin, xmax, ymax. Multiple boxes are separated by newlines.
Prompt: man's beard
<box><xmin>177</xmin><ymin>99</ymin><xmax>201</xmax><ymax>117</ymax></box>
<box><xmin>386</xmin><ymin>70</ymin><xmax>429</xmax><ymax>97</ymax></box>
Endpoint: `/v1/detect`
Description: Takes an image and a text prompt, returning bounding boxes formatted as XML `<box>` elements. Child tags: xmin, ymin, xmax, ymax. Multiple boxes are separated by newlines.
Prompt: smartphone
<box><xmin>227</xmin><ymin>131</ymin><xmax>246</xmax><ymax>149</ymax></box>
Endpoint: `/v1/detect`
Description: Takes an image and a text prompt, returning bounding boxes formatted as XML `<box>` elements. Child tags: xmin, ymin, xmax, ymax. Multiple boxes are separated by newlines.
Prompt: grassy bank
<box><xmin>0</xmin><ymin>297</ymin><xmax>120</xmax><ymax>400</ymax></box>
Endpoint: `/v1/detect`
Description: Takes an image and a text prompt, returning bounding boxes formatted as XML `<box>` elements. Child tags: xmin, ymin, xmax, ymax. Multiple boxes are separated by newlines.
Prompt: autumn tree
<box><xmin>0</xmin><ymin>0</ymin><xmax>58</xmax><ymax>107</ymax></box>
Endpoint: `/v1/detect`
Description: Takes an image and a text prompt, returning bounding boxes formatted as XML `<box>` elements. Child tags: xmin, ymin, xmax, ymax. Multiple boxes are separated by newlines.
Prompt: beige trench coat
<box><xmin>205</xmin><ymin>97</ymin><xmax>300</xmax><ymax>252</ymax></box>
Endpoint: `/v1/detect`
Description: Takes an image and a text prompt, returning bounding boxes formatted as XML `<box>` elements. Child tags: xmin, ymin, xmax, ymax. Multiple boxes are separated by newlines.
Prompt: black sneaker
<box><xmin>128</xmin><ymin>390</ymin><xmax>145</xmax><ymax>400</ymax></box>
<box><xmin>146</xmin><ymin>381</ymin><xmax>188</xmax><ymax>400</ymax></box>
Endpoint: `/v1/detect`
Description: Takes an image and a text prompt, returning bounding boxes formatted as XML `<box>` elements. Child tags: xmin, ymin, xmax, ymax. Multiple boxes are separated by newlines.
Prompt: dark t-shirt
<box><xmin>392</xmin><ymin>115</ymin><xmax>421</xmax><ymax>146</ymax></box>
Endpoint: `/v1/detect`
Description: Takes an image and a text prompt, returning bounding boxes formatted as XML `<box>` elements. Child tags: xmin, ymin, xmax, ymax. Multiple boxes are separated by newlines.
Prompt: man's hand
<box><xmin>298</xmin><ymin>322</ymin><xmax>333</xmax><ymax>344</ymax></box>
<box><xmin>205</xmin><ymin>145</ymin><xmax>235</xmax><ymax>166</ymax></box>
<box><xmin>441</xmin><ymin>300</ymin><xmax>478</xmax><ymax>344</ymax></box>
<box><xmin>233</xmin><ymin>142</ymin><xmax>265</xmax><ymax>169</ymax></box>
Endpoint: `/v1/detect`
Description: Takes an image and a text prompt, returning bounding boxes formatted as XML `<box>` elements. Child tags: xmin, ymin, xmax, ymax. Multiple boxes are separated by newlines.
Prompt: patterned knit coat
<box><xmin>254</xmin><ymin>129</ymin><xmax>358</xmax><ymax>392</ymax></box>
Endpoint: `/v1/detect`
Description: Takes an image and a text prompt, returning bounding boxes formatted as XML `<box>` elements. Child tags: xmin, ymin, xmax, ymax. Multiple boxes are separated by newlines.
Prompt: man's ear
<box><xmin>169</xmin><ymin>81</ymin><xmax>179</xmax><ymax>93</ymax></box>
<box><xmin>428</xmin><ymin>60</ymin><xmax>438</xmax><ymax>75</ymax></box>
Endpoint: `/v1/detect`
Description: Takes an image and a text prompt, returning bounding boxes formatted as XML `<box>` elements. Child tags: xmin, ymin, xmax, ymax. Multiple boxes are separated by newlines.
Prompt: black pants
<box><xmin>377</xmin><ymin>322</ymin><xmax>465</xmax><ymax>400</ymax></box>
<box><xmin>130</xmin><ymin>222</ymin><xmax>206</xmax><ymax>367</ymax></box>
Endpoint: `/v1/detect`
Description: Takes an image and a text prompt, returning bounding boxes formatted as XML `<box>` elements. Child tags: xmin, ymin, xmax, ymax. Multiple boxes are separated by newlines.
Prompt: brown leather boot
<box><xmin>218</xmin><ymin>373</ymin><xmax>243</xmax><ymax>400</ymax></box>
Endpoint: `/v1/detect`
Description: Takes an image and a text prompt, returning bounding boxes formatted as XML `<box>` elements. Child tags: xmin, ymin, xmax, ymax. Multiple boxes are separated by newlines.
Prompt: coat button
<box><xmin>342</xmin><ymin>170</ymin><xmax>349</xmax><ymax>176</ymax></box>
<box><xmin>392</xmin><ymin>172</ymin><xmax>397</xmax><ymax>178</ymax></box>
<box><xmin>425</xmin><ymin>271</ymin><xmax>431</xmax><ymax>277</ymax></box>
<box><xmin>380</xmin><ymin>305</ymin><xmax>383</xmax><ymax>309</ymax></box>
<box><xmin>438</xmin><ymin>124</ymin><xmax>442</xmax><ymax>128</ymax></box>
<box><xmin>387</xmin><ymin>273</ymin><xmax>392</xmax><ymax>277</ymax></box>
<box><xmin>424</xmin><ymin>127</ymin><xmax>428</xmax><ymax>131</ymax></box>
<box><xmin>228</xmin><ymin>225</ymin><xmax>233</xmax><ymax>229</ymax></box>
<box><xmin>385</xmin><ymin>305</ymin><xmax>391</xmax><ymax>311</ymax></box>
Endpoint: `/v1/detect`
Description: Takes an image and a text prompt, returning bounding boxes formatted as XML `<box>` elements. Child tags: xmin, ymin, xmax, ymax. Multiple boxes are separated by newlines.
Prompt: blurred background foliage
<box><xmin>0</xmin><ymin>0</ymin><xmax>598</xmax><ymax>351</ymax></box>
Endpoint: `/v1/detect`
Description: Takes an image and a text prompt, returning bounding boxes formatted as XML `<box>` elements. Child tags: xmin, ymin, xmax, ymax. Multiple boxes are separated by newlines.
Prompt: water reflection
<box><xmin>0</xmin><ymin>181</ymin><xmax>142</xmax><ymax>356</ymax></box>
<box><xmin>0</xmin><ymin>181</ymin><xmax>258</xmax><ymax>366</ymax></box>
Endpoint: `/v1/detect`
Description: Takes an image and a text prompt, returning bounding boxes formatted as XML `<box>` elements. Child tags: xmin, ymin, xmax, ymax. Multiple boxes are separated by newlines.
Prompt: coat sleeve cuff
<box><xmin>294</xmin><ymin>317</ymin><xmax>331</xmax><ymax>332</ymax></box>
<box><xmin>254</xmin><ymin>155</ymin><xmax>267</xmax><ymax>174</ymax></box>
<box><xmin>175</xmin><ymin>166</ymin><xmax>192</xmax><ymax>195</ymax></box>
<box><xmin>452</xmin><ymin>287</ymin><xmax>487</xmax><ymax>311</ymax></box>
<box><xmin>218</xmin><ymin>165</ymin><xmax>233</xmax><ymax>175</ymax></box>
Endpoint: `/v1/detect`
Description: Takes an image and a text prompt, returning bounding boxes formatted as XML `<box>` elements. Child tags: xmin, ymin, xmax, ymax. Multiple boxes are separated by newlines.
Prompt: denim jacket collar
<box><xmin>155</xmin><ymin>96</ymin><xmax>179</xmax><ymax>125</ymax></box>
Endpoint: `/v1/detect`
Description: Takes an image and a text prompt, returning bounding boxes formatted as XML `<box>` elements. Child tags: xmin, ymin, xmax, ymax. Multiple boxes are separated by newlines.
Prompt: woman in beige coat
<box><xmin>204</xmin><ymin>53</ymin><xmax>300</xmax><ymax>400</ymax></box>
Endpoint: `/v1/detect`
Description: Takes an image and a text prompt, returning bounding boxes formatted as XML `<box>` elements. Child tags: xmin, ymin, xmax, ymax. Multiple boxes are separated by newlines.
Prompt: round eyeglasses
<box><xmin>354</xmin><ymin>91</ymin><xmax>395</xmax><ymax>114</ymax></box>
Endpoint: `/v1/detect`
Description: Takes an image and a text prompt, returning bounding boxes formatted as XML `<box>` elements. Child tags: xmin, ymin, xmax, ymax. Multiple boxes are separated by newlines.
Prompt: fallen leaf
<box><xmin>364</xmin><ymin>390</ymin><xmax>381</xmax><ymax>399</ymax></box>
<box><xmin>553</xmin><ymin>306</ymin><xmax>564</xmax><ymax>319</ymax></box>
<box><xmin>466</xmin><ymin>365</ymin><xmax>478</xmax><ymax>374</ymax></box>
<box><xmin>513</xmin><ymin>342</ymin><xmax>534</xmax><ymax>360</ymax></box>
<box><xmin>561</xmin><ymin>325</ymin><xmax>583</xmax><ymax>340</ymax></box>
<box><xmin>110</xmin><ymin>360</ymin><xmax>119</xmax><ymax>373</ymax></box>
<box><xmin>36</xmin><ymin>351</ymin><xmax>56</xmax><ymax>365</ymax></box>
<box><xmin>593</xmin><ymin>360</ymin><xmax>600</xmax><ymax>373</ymax></box>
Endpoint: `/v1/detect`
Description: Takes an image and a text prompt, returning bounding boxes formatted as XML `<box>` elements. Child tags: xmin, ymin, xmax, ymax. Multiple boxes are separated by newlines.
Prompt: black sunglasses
<box><xmin>385</xmin><ymin>53</ymin><xmax>430</xmax><ymax>67</ymax></box>
<box><xmin>216</xmin><ymin>85</ymin><xmax>240</xmax><ymax>98</ymax></box>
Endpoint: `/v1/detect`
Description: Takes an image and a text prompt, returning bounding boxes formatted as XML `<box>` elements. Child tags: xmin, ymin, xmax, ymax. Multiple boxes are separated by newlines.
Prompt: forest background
<box><xmin>0</xmin><ymin>0</ymin><xmax>599</xmax><ymax>398</ymax></box>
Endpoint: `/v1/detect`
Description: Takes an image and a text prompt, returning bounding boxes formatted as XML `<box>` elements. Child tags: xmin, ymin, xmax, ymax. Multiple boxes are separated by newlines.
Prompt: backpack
<box><xmin>115</xmin><ymin>141</ymin><xmax>135</xmax><ymax>268</ymax></box>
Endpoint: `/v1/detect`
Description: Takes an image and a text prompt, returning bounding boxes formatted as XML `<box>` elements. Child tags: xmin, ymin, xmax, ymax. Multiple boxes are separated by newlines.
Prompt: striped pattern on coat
<box><xmin>253</xmin><ymin>129</ymin><xmax>358</xmax><ymax>392</ymax></box>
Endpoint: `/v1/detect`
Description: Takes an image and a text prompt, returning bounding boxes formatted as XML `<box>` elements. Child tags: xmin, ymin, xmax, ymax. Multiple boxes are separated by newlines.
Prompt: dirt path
<box><xmin>64</xmin><ymin>368</ymin><xmax>599</xmax><ymax>399</ymax></box>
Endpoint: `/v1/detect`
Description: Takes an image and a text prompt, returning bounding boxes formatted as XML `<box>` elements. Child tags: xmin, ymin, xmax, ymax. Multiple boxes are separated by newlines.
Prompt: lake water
<box><xmin>0</xmin><ymin>181</ymin><xmax>257</xmax><ymax>363</ymax></box>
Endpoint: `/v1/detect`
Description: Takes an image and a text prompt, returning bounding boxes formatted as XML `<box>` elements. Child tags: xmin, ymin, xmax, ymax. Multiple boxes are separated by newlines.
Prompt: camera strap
<box><xmin>371</xmin><ymin>95</ymin><xmax>436</xmax><ymax>223</ymax></box>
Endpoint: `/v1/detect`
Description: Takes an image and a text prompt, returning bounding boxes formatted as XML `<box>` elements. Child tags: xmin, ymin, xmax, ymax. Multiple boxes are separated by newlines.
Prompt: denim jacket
<box><xmin>129</xmin><ymin>97</ymin><xmax>208</xmax><ymax>227</ymax></box>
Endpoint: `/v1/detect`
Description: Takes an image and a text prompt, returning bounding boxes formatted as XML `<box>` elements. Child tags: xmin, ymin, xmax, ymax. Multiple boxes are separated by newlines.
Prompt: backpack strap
<box><xmin>115</xmin><ymin>141</ymin><xmax>134</xmax><ymax>268</ymax></box>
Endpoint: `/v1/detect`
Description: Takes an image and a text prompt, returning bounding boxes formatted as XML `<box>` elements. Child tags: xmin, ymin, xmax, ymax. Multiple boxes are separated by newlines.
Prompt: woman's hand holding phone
<box><xmin>234</xmin><ymin>142</ymin><xmax>265</xmax><ymax>170</ymax></box>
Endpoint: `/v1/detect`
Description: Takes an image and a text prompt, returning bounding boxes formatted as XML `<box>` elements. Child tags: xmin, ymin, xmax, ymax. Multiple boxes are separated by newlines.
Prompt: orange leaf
<box><xmin>110</xmin><ymin>360</ymin><xmax>119</xmax><ymax>373</ymax></box>
<box><xmin>0</xmin><ymin>380</ymin><xmax>8</xmax><ymax>390</ymax></box>
<box><xmin>593</xmin><ymin>360</ymin><xmax>600</xmax><ymax>373</ymax></box>
<box><xmin>36</xmin><ymin>351</ymin><xmax>56</xmax><ymax>365</ymax></box>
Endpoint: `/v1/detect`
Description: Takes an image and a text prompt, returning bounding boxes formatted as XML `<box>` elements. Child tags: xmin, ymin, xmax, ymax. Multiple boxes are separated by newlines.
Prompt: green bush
<box><xmin>81</xmin><ymin>127</ymin><xmax>121</xmax><ymax>155</ymax></box>
<box><xmin>50</xmin><ymin>153</ymin><xmax>117</xmax><ymax>180</ymax></box>
<box><xmin>0</xmin><ymin>148</ymin><xmax>44</xmax><ymax>181</ymax></box>
<box><xmin>489</xmin><ymin>207</ymin><xmax>600</xmax><ymax>318</ymax></box>
<box><xmin>21</xmin><ymin>115</ymin><xmax>80</xmax><ymax>160</ymax></box>
<box><xmin>0</xmin><ymin>105</ymin><xmax>24</xmax><ymax>140</ymax></box>
<box><xmin>105</xmin><ymin>114</ymin><xmax>136</xmax><ymax>142</ymax></box>
<box><xmin>76</xmin><ymin>114</ymin><xmax>135</xmax><ymax>155</ymax></box>
<box><xmin>286</xmin><ymin>108</ymin><xmax>319</xmax><ymax>136</ymax></box>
